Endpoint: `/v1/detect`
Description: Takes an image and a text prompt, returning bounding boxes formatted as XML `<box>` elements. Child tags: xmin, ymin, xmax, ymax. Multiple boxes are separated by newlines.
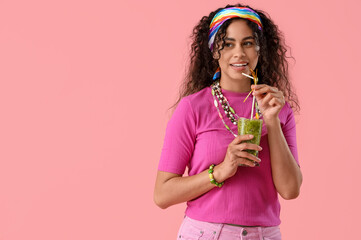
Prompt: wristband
<box><xmin>208</xmin><ymin>164</ymin><xmax>224</xmax><ymax>188</ymax></box>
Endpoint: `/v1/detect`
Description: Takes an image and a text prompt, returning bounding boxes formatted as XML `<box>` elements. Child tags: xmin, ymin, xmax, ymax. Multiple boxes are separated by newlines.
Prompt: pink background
<box><xmin>0</xmin><ymin>0</ymin><xmax>360</xmax><ymax>239</ymax></box>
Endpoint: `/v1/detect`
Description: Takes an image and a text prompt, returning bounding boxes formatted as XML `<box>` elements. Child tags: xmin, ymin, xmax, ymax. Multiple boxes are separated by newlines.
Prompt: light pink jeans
<box><xmin>177</xmin><ymin>216</ymin><xmax>282</xmax><ymax>240</ymax></box>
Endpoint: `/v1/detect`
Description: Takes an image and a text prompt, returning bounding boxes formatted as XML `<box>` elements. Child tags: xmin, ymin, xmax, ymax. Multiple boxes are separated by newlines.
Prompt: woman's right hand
<box><xmin>213</xmin><ymin>135</ymin><xmax>262</xmax><ymax>182</ymax></box>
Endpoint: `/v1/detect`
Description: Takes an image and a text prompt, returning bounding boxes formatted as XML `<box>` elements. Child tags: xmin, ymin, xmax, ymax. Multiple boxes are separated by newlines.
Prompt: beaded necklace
<box><xmin>211</xmin><ymin>80</ymin><xmax>262</xmax><ymax>137</ymax></box>
<box><xmin>211</xmin><ymin>80</ymin><xmax>239</xmax><ymax>137</ymax></box>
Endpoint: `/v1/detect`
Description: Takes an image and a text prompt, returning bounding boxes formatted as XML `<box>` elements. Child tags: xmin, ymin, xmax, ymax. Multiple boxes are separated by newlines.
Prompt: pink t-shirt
<box><xmin>158</xmin><ymin>86</ymin><xmax>299</xmax><ymax>226</ymax></box>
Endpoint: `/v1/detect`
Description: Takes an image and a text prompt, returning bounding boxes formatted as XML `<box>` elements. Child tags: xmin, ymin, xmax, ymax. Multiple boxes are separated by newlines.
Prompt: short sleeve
<box><xmin>158</xmin><ymin>98</ymin><xmax>197</xmax><ymax>174</ymax></box>
<box><xmin>281</xmin><ymin>103</ymin><xmax>300</xmax><ymax>166</ymax></box>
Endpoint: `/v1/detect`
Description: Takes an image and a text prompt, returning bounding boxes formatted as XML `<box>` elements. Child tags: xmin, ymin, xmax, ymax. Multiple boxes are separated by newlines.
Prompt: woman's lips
<box><xmin>230</xmin><ymin>63</ymin><xmax>248</xmax><ymax>71</ymax></box>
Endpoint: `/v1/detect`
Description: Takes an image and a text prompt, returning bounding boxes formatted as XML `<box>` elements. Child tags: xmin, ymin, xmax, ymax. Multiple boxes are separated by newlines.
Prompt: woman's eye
<box><xmin>225</xmin><ymin>43</ymin><xmax>233</xmax><ymax>47</ymax></box>
<box><xmin>243</xmin><ymin>41</ymin><xmax>254</xmax><ymax>47</ymax></box>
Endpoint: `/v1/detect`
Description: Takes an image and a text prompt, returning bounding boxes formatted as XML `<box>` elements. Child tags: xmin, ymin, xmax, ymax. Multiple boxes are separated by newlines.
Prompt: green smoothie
<box><xmin>237</xmin><ymin>117</ymin><xmax>263</xmax><ymax>166</ymax></box>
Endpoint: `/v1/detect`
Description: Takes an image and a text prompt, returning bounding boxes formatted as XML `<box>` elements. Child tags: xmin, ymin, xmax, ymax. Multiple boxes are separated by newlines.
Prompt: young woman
<box><xmin>154</xmin><ymin>4</ymin><xmax>302</xmax><ymax>239</ymax></box>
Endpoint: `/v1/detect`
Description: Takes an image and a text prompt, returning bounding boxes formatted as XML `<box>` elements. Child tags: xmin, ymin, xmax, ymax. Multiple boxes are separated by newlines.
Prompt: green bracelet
<box><xmin>208</xmin><ymin>164</ymin><xmax>224</xmax><ymax>188</ymax></box>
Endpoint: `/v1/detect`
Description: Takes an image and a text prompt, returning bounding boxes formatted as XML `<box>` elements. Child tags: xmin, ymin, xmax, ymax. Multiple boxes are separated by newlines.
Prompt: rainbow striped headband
<box><xmin>208</xmin><ymin>7</ymin><xmax>263</xmax><ymax>51</ymax></box>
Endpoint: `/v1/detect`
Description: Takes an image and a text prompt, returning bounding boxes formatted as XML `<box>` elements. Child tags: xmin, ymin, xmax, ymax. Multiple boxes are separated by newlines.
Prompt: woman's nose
<box><xmin>233</xmin><ymin>45</ymin><xmax>246</xmax><ymax>57</ymax></box>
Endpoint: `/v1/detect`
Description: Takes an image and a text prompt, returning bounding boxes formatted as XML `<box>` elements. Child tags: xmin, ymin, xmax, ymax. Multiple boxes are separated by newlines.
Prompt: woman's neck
<box><xmin>219</xmin><ymin>77</ymin><xmax>251</xmax><ymax>93</ymax></box>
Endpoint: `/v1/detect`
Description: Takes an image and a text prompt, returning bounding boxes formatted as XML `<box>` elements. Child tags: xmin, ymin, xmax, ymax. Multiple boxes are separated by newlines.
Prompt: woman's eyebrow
<box><xmin>225</xmin><ymin>36</ymin><xmax>255</xmax><ymax>41</ymax></box>
<box><xmin>225</xmin><ymin>37</ymin><xmax>236</xmax><ymax>41</ymax></box>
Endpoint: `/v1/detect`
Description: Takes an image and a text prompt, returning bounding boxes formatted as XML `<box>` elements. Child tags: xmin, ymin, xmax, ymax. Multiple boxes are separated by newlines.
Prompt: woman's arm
<box><xmin>154</xmin><ymin>134</ymin><xmax>262</xmax><ymax>209</ymax></box>
<box><xmin>252</xmin><ymin>84</ymin><xmax>302</xmax><ymax>200</ymax></box>
<box><xmin>266</xmin><ymin>118</ymin><xmax>302</xmax><ymax>199</ymax></box>
<box><xmin>153</xmin><ymin>170</ymin><xmax>216</xmax><ymax>209</ymax></box>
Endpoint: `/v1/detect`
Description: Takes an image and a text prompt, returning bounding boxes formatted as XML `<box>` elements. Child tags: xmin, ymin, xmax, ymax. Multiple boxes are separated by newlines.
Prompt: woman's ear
<box><xmin>212</xmin><ymin>42</ymin><xmax>221</xmax><ymax>59</ymax></box>
<box><xmin>213</xmin><ymin>50</ymin><xmax>220</xmax><ymax>60</ymax></box>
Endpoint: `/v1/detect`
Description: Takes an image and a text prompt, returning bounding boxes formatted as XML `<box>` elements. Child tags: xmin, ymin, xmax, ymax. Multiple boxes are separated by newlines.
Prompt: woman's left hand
<box><xmin>251</xmin><ymin>84</ymin><xmax>285</xmax><ymax>122</ymax></box>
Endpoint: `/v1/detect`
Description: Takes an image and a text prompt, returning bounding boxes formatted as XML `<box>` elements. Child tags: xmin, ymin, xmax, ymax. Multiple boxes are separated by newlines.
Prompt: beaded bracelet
<box><xmin>208</xmin><ymin>164</ymin><xmax>224</xmax><ymax>188</ymax></box>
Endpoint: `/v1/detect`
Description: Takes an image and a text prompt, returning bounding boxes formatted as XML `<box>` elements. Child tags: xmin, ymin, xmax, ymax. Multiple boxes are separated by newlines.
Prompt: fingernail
<box><xmin>249</xmin><ymin>135</ymin><xmax>254</xmax><ymax>138</ymax></box>
<box><xmin>259</xmin><ymin>146</ymin><xmax>263</xmax><ymax>150</ymax></box>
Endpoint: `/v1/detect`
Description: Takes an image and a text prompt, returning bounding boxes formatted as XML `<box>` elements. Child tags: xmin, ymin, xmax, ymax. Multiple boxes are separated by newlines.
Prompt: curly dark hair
<box><xmin>173</xmin><ymin>3</ymin><xmax>300</xmax><ymax>112</ymax></box>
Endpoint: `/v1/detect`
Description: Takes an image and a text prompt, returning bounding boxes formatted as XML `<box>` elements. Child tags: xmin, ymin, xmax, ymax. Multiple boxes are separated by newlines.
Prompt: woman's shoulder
<box><xmin>279</xmin><ymin>101</ymin><xmax>296</xmax><ymax>125</ymax></box>
<box><xmin>281</xmin><ymin>101</ymin><xmax>294</xmax><ymax>115</ymax></box>
<box><xmin>176</xmin><ymin>87</ymin><xmax>212</xmax><ymax>116</ymax></box>
<box><xmin>183</xmin><ymin>87</ymin><xmax>211</xmax><ymax>101</ymax></box>
<box><xmin>179</xmin><ymin>87</ymin><xmax>212</xmax><ymax>107</ymax></box>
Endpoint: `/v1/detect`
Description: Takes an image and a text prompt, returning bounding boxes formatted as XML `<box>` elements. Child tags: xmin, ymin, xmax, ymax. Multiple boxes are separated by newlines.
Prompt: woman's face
<box><xmin>216</xmin><ymin>19</ymin><xmax>259</xmax><ymax>84</ymax></box>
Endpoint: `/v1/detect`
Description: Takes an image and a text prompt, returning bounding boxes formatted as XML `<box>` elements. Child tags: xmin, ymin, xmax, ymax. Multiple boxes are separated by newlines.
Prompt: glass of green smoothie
<box><xmin>237</xmin><ymin>117</ymin><xmax>263</xmax><ymax>166</ymax></box>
